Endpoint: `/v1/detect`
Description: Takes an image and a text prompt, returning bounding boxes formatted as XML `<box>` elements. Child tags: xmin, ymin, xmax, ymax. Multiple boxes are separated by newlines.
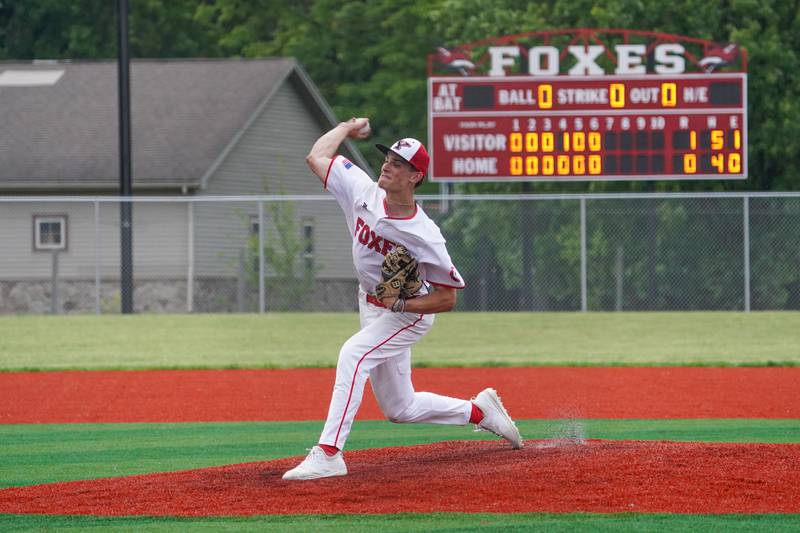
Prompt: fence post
<box><xmin>440</xmin><ymin>182</ymin><xmax>450</xmax><ymax>214</ymax></box>
<box><xmin>187</xmin><ymin>201</ymin><xmax>194</xmax><ymax>313</ymax></box>
<box><xmin>519</xmin><ymin>186</ymin><xmax>534</xmax><ymax>310</ymax></box>
<box><xmin>743</xmin><ymin>195</ymin><xmax>751</xmax><ymax>312</ymax></box>
<box><xmin>94</xmin><ymin>200</ymin><xmax>101</xmax><ymax>314</ymax></box>
<box><xmin>258</xmin><ymin>200</ymin><xmax>265</xmax><ymax>314</ymax></box>
<box><xmin>615</xmin><ymin>246</ymin><xmax>624</xmax><ymax>311</ymax></box>
<box><xmin>237</xmin><ymin>250</ymin><xmax>247</xmax><ymax>312</ymax></box>
<box><xmin>580</xmin><ymin>197</ymin><xmax>587</xmax><ymax>312</ymax></box>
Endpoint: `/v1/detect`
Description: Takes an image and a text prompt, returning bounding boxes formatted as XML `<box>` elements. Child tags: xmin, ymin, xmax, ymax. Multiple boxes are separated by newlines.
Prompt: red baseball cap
<box><xmin>376</xmin><ymin>138</ymin><xmax>429</xmax><ymax>176</ymax></box>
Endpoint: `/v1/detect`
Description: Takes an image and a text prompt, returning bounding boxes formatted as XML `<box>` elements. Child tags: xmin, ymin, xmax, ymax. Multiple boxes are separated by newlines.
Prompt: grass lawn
<box><xmin>2</xmin><ymin>512</ymin><xmax>800</xmax><ymax>532</ymax></box>
<box><xmin>1</xmin><ymin>311</ymin><xmax>798</xmax><ymax>371</ymax></box>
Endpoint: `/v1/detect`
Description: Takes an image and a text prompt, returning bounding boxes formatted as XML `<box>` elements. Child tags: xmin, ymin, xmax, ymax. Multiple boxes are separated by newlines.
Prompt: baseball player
<box><xmin>283</xmin><ymin>117</ymin><xmax>522</xmax><ymax>481</ymax></box>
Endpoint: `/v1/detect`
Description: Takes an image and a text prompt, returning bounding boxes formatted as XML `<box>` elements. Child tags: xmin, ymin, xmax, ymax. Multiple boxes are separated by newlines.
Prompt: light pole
<box><xmin>117</xmin><ymin>0</ymin><xmax>134</xmax><ymax>313</ymax></box>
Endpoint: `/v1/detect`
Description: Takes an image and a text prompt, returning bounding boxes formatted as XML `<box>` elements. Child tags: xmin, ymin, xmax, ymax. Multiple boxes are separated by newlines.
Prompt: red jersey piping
<box><xmin>323</xmin><ymin>156</ymin><xmax>339</xmax><ymax>190</ymax></box>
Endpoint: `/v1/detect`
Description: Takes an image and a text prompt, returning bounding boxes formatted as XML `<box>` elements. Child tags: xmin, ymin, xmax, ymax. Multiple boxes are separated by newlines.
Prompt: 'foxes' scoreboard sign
<box><xmin>427</xmin><ymin>29</ymin><xmax>747</xmax><ymax>182</ymax></box>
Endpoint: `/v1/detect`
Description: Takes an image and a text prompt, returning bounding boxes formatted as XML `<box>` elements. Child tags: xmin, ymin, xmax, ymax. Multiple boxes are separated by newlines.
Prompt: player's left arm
<box><xmin>383</xmin><ymin>286</ymin><xmax>457</xmax><ymax>314</ymax></box>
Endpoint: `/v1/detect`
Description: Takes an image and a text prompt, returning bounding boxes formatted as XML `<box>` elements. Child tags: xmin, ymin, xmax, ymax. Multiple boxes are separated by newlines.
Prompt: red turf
<box><xmin>2</xmin><ymin>367</ymin><xmax>799</xmax><ymax>423</ymax></box>
<box><xmin>1</xmin><ymin>440</ymin><xmax>799</xmax><ymax>515</ymax></box>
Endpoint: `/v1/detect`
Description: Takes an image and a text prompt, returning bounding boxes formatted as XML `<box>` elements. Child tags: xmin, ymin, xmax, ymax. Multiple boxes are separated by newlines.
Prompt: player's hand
<box><xmin>343</xmin><ymin>117</ymin><xmax>371</xmax><ymax>139</ymax></box>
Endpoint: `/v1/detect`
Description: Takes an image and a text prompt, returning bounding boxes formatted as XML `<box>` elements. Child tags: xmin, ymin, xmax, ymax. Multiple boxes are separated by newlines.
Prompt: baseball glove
<box><xmin>375</xmin><ymin>245</ymin><xmax>422</xmax><ymax>301</ymax></box>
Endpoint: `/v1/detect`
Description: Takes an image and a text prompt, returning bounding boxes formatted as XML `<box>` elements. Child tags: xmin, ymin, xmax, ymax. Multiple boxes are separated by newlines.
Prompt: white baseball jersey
<box><xmin>324</xmin><ymin>155</ymin><xmax>466</xmax><ymax>296</ymax></box>
<box><xmin>317</xmin><ymin>154</ymin><xmax>471</xmax><ymax>451</ymax></box>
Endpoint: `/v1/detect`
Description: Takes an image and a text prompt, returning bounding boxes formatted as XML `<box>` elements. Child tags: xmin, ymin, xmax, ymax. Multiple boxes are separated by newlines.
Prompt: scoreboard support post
<box><xmin>580</xmin><ymin>198</ymin><xmax>587</xmax><ymax>312</ymax></box>
<box><xmin>743</xmin><ymin>196</ymin><xmax>751</xmax><ymax>312</ymax></box>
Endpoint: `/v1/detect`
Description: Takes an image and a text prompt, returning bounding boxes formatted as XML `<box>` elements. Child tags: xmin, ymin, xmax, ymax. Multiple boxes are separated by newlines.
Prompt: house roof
<box><xmin>0</xmin><ymin>58</ymin><xmax>371</xmax><ymax>192</ymax></box>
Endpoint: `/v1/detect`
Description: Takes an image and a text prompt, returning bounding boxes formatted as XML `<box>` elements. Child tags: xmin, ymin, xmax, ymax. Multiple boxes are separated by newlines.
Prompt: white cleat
<box><xmin>472</xmin><ymin>388</ymin><xmax>524</xmax><ymax>449</ymax></box>
<box><xmin>282</xmin><ymin>446</ymin><xmax>348</xmax><ymax>481</ymax></box>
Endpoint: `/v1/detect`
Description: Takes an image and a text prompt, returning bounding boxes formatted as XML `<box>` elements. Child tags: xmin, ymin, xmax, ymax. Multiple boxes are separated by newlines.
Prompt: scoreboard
<box><xmin>428</xmin><ymin>74</ymin><xmax>747</xmax><ymax>182</ymax></box>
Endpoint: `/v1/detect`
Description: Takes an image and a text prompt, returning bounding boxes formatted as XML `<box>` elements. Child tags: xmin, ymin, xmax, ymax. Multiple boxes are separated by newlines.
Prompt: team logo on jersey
<box><xmin>342</xmin><ymin>158</ymin><xmax>353</xmax><ymax>169</ymax></box>
<box><xmin>355</xmin><ymin>217</ymin><xmax>397</xmax><ymax>256</ymax></box>
<box><xmin>449</xmin><ymin>266</ymin><xmax>461</xmax><ymax>283</ymax></box>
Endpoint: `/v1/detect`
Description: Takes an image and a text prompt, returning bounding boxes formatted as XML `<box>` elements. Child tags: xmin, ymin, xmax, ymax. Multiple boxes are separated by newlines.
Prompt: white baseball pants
<box><xmin>318</xmin><ymin>289</ymin><xmax>472</xmax><ymax>450</ymax></box>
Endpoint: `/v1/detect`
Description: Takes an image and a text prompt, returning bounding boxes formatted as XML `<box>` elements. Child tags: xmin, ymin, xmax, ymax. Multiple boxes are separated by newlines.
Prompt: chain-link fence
<box><xmin>1</xmin><ymin>192</ymin><xmax>798</xmax><ymax>314</ymax></box>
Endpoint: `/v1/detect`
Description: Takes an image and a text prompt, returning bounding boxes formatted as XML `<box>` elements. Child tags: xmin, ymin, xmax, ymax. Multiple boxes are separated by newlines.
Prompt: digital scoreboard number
<box><xmin>428</xmin><ymin>74</ymin><xmax>747</xmax><ymax>182</ymax></box>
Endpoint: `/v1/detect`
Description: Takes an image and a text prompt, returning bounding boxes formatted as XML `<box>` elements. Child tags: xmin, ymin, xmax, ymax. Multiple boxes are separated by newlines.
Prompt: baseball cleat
<box><xmin>282</xmin><ymin>446</ymin><xmax>348</xmax><ymax>481</ymax></box>
<box><xmin>472</xmin><ymin>388</ymin><xmax>524</xmax><ymax>449</ymax></box>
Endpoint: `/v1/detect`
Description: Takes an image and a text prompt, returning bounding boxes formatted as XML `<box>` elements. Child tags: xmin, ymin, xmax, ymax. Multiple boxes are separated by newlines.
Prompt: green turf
<box><xmin>1</xmin><ymin>513</ymin><xmax>800</xmax><ymax>532</ymax></box>
<box><xmin>1</xmin><ymin>311</ymin><xmax>798</xmax><ymax>371</ymax></box>
<box><xmin>2</xmin><ymin>419</ymin><xmax>799</xmax><ymax>489</ymax></box>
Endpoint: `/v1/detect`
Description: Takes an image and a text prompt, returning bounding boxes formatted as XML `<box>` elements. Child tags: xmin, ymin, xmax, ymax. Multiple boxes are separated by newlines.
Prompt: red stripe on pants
<box><xmin>333</xmin><ymin>314</ymin><xmax>424</xmax><ymax>447</ymax></box>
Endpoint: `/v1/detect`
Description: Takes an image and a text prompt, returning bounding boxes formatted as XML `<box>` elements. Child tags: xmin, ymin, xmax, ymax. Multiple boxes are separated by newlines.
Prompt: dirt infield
<box><xmin>1</xmin><ymin>439</ymin><xmax>799</xmax><ymax>515</ymax></box>
<box><xmin>2</xmin><ymin>367</ymin><xmax>800</xmax><ymax>423</ymax></box>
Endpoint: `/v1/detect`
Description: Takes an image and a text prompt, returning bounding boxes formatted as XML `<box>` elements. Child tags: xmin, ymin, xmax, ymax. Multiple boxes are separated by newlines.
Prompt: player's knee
<box><xmin>384</xmin><ymin>404</ymin><xmax>413</xmax><ymax>424</ymax></box>
<box><xmin>386</xmin><ymin>412</ymin><xmax>406</xmax><ymax>424</ymax></box>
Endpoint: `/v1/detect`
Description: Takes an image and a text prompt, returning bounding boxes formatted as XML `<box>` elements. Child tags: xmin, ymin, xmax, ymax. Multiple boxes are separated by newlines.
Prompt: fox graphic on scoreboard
<box><xmin>434</xmin><ymin>47</ymin><xmax>475</xmax><ymax>76</ymax></box>
<box><xmin>699</xmin><ymin>44</ymin><xmax>740</xmax><ymax>73</ymax></box>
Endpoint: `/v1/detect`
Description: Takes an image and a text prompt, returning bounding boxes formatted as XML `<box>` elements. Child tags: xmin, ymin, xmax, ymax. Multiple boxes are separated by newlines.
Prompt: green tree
<box><xmin>242</xmin><ymin>199</ymin><xmax>320</xmax><ymax>312</ymax></box>
<box><xmin>6</xmin><ymin>0</ymin><xmax>798</xmax><ymax>189</ymax></box>
<box><xmin>0</xmin><ymin>0</ymin><xmax>222</xmax><ymax>59</ymax></box>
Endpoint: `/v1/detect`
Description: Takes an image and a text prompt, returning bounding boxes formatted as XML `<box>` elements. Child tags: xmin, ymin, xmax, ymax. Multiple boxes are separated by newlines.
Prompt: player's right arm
<box><xmin>306</xmin><ymin>117</ymin><xmax>370</xmax><ymax>183</ymax></box>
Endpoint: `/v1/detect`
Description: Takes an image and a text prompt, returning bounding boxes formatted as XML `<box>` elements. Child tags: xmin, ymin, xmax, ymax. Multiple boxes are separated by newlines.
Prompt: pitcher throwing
<box><xmin>283</xmin><ymin>117</ymin><xmax>523</xmax><ymax>481</ymax></box>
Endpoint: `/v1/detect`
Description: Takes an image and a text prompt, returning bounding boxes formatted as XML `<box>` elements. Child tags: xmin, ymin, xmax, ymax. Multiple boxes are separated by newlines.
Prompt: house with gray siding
<box><xmin>0</xmin><ymin>58</ymin><xmax>372</xmax><ymax>313</ymax></box>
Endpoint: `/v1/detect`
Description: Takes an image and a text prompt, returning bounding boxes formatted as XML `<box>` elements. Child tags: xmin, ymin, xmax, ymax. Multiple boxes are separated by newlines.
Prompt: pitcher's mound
<box><xmin>1</xmin><ymin>440</ymin><xmax>799</xmax><ymax>515</ymax></box>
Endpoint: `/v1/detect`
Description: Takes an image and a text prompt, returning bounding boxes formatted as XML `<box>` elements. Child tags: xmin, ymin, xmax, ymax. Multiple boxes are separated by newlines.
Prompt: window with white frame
<box><xmin>33</xmin><ymin>215</ymin><xmax>67</xmax><ymax>251</ymax></box>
